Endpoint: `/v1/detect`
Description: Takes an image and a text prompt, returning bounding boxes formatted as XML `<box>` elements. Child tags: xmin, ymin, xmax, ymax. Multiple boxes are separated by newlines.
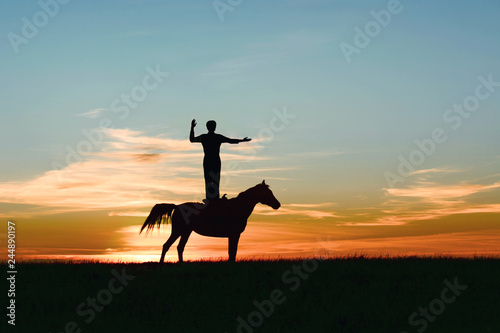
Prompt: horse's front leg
<box><xmin>228</xmin><ymin>234</ymin><xmax>240</xmax><ymax>262</ymax></box>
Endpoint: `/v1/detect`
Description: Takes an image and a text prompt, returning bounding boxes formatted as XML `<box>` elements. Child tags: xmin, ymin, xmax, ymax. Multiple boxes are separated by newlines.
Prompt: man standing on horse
<box><xmin>190</xmin><ymin>119</ymin><xmax>251</xmax><ymax>200</ymax></box>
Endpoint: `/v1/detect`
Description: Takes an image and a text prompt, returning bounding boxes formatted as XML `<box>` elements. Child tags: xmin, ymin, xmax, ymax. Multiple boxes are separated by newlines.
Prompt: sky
<box><xmin>1</xmin><ymin>0</ymin><xmax>499</xmax><ymax>262</ymax></box>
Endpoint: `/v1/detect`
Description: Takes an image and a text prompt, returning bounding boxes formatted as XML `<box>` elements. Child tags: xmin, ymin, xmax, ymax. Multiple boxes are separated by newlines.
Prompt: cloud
<box><xmin>197</xmin><ymin>32</ymin><xmax>332</xmax><ymax>90</ymax></box>
<box><xmin>366</xmin><ymin>177</ymin><xmax>500</xmax><ymax>226</ymax></box>
<box><xmin>287</xmin><ymin>203</ymin><xmax>337</xmax><ymax>208</ymax></box>
<box><xmin>385</xmin><ymin>181</ymin><xmax>500</xmax><ymax>203</ymax></box>
<box><xmin>0</xmin><ymin>129</ymin><xmax>201</xmax><ymax>215</ymax></box>
<box><xmin>109</xmin><ymin>211</ymin><xmax>149</xmax><ymax>217</ymax></box>
<box><xmin>341</xmin><ymin>167</ymin><xmax>500</xmax><ymax>227</ymax></box>
<box><xmin>286</xmin><ymin>151</ymin><xmax>345</xmax><ymax>158</ymax></box>
<box><xmin>409</xmin><ymin>167</ymin><xmax>463</xmax><ymax>175</ymax></box>
<box><xmin>77</xmin><ymin>108</ymin><xmax>107</xmax><ymax>119</ymax></box>
<box><xmin>134</xmin><ymin>153</ymin><xmax>162</xmax><ymax>163</ymax></box>
<box><xmin>316</xmin><ymin>230</ymin><xmax>500</xmax><ymax>257</ymax></box>
<box><xmin>0</xmin><ymin>127</ymin><xmax>295</xmax><ymax>217</ymax></box>
<box><xmin>254</xmin><ymin>203</ymin><xmax>338</xmax><ymax>219</ymax></box>
<box><xmin>104</xmin><ymin>128</ymin><xmax>194</xmax><ymax>151</ymax></box>
<box><xmin>343</xmin><ymin>218</ymin><xmax>408</xmax><ymax>227</ymax></box>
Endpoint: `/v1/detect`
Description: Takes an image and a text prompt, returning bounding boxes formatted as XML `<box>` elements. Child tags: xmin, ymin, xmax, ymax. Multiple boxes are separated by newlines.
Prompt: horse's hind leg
<box><xmin>160</xmin><ymin>232</ymin><xmax>180</xmax><ymax>263</ymax></box>
<box><xmin>177</xmin><ymin>230</ymin><xmax>192</xmax><ymax>263</ymax></box>
<box><xmin>228</xmin><ymin>234</ymin><xmax>240</xmax><ymax>262</ymax></box>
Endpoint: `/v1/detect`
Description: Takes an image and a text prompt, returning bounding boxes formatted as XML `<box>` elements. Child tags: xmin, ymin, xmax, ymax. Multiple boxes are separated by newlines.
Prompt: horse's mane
<box><xmin>236</xmin><ymin>183</ymin><xmax>269</xmax><ymax>199</ymax></box>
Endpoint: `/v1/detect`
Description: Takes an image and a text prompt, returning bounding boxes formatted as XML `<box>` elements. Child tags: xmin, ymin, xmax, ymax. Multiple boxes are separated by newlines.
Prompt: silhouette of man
<box><xmin>190</xmin><ymin>119</ymin><xmax>251</xmax><ymax>200</ymax></box>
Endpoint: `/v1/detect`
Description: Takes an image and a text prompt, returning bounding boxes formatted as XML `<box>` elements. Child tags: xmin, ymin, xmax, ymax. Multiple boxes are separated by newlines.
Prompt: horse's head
<box><xmin>254</xmin><ymin>180</ymin><xmax>281</xmax><ymax>210</ymax></box>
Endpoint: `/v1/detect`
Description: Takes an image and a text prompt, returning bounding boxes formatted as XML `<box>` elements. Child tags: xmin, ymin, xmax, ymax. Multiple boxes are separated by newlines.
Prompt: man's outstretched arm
<box><xmin>223</xmin><ymin>136</ymin><xmax>252</xmax><ymax>144</ymax></box>
<box><xmin>190</xmin><ymin>119</ymin><xmax>201</xmax><ymax>142</ymax></box>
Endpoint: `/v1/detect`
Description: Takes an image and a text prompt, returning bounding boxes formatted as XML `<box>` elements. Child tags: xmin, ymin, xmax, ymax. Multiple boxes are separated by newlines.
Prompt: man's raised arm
<box><xmin>190</xmin><ymin>119</ymin><xmax>201</xmax><ymax>143</ymax></box>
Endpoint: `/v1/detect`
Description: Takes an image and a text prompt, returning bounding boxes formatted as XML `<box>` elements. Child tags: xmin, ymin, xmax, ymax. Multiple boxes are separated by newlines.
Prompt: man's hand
<box><xmin>241</xmin><ymin>137</ymin><xmax>251</xmax><ymax>142</ymax></box>
<box><xmin>191</xmin><ymin>119</ymin><xmax>197</xmax><ymax>128</ymax></box>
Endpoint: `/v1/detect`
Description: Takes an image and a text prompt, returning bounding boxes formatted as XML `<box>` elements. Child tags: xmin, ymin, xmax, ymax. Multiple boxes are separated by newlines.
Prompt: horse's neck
<box><xmin>234</xmin><ymin>191</ymin><xmax>259</xmax><ymax>216</ymax></box>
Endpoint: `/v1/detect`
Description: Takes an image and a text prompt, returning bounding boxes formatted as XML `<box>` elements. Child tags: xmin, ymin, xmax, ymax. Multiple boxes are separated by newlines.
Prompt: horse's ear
<box><xmin>262</xmin><ymin>180</ymin><xmax>266</xmax><ymax>185</ymax></box>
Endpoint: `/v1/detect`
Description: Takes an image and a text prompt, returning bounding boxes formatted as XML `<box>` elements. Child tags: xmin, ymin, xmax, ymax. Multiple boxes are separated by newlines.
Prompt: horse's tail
<box><xmin>140</xmin><ymin>203</ymin><xmax>176</xmax><ymax>234</ymax></box>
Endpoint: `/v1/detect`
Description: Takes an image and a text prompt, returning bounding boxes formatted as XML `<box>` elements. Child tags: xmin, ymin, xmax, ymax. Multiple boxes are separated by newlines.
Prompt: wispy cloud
<box><xmin>385</xmin><ymin>181</ymin><xmax>500</xmax><ymax>202</ymax></box>
<box><xmin>365</xmin><ymin>176</ymin><xmax>500</xmax><ymax>226</ymax></box>
<box><xmin>342</xmin><ymin>167</ymin><xmax>500</xmax><ymax>227</ymax></box>
<box><xmin>287</xmin><ymin>151</ymin><xmax>345</xmax><ymax>158</ymax></box>
<box><xmin>343</xmin><ymin>218</ymin><xmax>408</xmax><ymax>227</ymax></box>
<box><xmin>287</xmin><ymin>203</ymin><xmax>337</xmax><ymax>208</ymax></box>
<box><xmin>104</xmin><ymin>128</ymin><xmax>194</xmax><ymax>151</ymax></box>
<box><xmin>77</xmin><ymin>108</ymin><xmax>107</xmax><ymax>119</ymax></box>
<box><xmin>254</xmin><ymin>203</ymin><xmax>338</xmax><ymax>219</ymax></box>
<box><xmin>0</xmin><ymin>127</ymin><xmax>294</xmax><ymax>217</ymax></box>
<box><xmin>0</xmin><ymin>129</ymin><xmax>202</xmax><ymax>215</ymax></box>
<box><xmin>109</xmin><ymin>211</ymin><xmax>149</xmax><ymax>217</ymax></box>
<box><xmin>410</xmin><ymin>167</ymin><xmax>463</xmax><ymax>175</ymax></box>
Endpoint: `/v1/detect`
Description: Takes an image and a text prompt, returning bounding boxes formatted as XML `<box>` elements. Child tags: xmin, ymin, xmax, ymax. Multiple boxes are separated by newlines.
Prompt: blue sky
<box><xmin>1</xmin><ymin>0</ymin><xmax>499</xmax><ymax>259</ymax></box>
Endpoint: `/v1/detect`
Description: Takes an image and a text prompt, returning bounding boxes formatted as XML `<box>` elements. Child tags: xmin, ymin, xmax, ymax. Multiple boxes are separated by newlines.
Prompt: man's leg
<box><xmin>210</xmin><ymin>169</ymin><xmax>220</xmax><ymax>199</ymax></box>
<box><xmin>203</xmin><ymin>157</ymin><xmax>221</xmax><ymax>200</ymax></box>
<box><xmin>204</xmin><ymin>169</ymin><xmax>220</xmax><ymax>199</ymax></box>
<box><xmin>206</xmin><ymin>170</ymin><xmax>220</xmax><ymax>199</ymax></box>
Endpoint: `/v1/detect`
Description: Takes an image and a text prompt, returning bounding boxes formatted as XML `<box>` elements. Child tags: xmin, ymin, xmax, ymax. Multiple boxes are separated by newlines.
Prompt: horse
<box><xmin>140</xmin><ymin>180</ymin><xmax>281</xmax><ymax>262</ymax></box>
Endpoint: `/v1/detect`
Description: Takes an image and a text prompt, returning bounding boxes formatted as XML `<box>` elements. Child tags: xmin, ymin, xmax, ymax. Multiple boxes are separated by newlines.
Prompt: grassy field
<box><xmin>2</xmin><ymin>256</ymin><xmax>499</xmax><ymax>333</ymax></box>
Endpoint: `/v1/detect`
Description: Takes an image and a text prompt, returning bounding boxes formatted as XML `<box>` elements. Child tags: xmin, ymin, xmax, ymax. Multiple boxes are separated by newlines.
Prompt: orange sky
<box><xmin>0</xmin><ymin>129</ymin><xmax>500</xmax><ymax>261</ymax></box>
<box><xmin>2</xmin><ymin>2</ymin><xmax>500</xmax><ymax>263</ymax></box>
<box><xmin>4</xmin><ymin>202</ymin><xmax>500</xmax><ymax>263</ymax></box>
<box><xmin>1</xmin><ymin>129</ymin><xmax>500</xmax><ymax>262</ymax></box>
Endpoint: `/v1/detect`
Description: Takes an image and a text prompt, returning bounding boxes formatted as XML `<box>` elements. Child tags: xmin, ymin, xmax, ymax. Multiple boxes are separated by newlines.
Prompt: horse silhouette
<box><xmin>140</xmin><ymin>181</ymin><xmax>280</xmax><ymax>262</ymax></box>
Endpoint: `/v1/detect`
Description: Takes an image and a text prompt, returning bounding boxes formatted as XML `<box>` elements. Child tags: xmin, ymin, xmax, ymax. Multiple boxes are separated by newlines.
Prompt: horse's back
<box><xmin>174</xmin><ymin>201</ymin><xmax>247</xmax><ymax>237</ymax></box>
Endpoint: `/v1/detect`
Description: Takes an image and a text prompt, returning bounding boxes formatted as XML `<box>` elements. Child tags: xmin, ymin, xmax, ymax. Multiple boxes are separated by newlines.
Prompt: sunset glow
<box><xmin>1</xmin><ymin>1</ymin><xmax>499</xmax><ymax>262</ymax></box>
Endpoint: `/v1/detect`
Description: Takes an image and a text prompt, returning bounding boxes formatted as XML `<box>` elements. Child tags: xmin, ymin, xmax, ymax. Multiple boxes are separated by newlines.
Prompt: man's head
<box><xmin>206</xmin><ymin>120</ymin><xmax>216</xmax><ymax>132</ymax></box>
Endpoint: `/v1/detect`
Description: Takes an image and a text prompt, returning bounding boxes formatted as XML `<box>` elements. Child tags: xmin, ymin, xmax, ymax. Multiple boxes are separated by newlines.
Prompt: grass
<box><xmin>2</xmin><ymin>256</ymin><xmax>499</xmax><ymax>332</ymax></box>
